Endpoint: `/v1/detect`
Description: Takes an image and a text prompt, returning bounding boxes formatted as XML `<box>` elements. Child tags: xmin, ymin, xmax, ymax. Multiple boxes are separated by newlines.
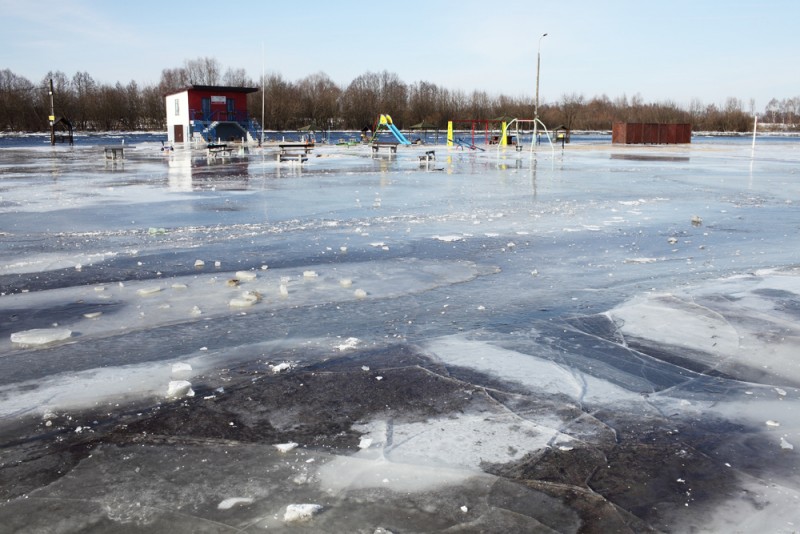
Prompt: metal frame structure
<box><xmin>497</xmin><ymin>118</ymin><xmax>555</xmax><ymax>157</ymax></box>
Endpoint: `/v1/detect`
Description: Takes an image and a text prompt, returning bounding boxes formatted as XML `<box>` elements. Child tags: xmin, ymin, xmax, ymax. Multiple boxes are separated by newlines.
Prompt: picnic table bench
<box><xmin>418</xmin><ymin>150</ymin><xmax>436</xmax><ymax>163</ymax></box>
<box><xmin>207</xmin><ymin>143</ymin><xmax>232</xmax><ymax>158</ymax></box>
<box><xmin>371</xmin><ymin>142</ymin><xmax>399</xmax><ymax>154</ymax></box>
<box><xmin>277</xmin><ymin>142</ymin><xmax>313</xmax><ymax>163</ymax></box>
<box><xmin>278</xmin><ymin>143</ymin><xmax>314</xmax><ymax>154</ymax></box>
<box><xmin>103</xmin><ymin>145</ymin><xmax>129</xmax><ymax>159</ymax></box>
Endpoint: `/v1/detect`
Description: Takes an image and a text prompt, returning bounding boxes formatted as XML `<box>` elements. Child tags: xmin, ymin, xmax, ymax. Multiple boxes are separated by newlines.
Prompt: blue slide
<box><xmin>388</xmin><ymin>123</ymin><xmax>412</xmax><ymax>145</ymax></box>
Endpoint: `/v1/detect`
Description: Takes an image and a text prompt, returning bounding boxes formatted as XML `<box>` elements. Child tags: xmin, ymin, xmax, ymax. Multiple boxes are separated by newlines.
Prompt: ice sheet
<box><xmin>2</xmin><ymin>136</ymin><xmax>800</xmax><ymax>532</ymax></box>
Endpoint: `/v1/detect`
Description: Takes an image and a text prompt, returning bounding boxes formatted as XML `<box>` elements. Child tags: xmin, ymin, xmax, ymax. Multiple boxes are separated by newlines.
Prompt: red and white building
<box><xmin>165</xmin><ymin>85</ymin><xmax>259</xmax><ymax>144</ymax></box>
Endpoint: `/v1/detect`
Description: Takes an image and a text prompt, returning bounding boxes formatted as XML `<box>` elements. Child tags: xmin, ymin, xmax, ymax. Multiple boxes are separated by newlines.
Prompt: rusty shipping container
<box><xmin>612</xmin><ymin>123</ymin><xmax>691</xmax><ymax>144</ymax></box>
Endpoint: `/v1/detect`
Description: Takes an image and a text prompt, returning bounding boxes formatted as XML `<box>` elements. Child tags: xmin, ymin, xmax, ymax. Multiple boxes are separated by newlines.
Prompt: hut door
<box><xmin>173</xmin><ymin>125</ymin><xmax>184</xmax><ymax>143</ymax></box>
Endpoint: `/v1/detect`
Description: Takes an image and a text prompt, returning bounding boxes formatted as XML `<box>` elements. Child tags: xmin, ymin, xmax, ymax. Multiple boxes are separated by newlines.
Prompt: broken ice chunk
<box><xmin>83</xmin><ymin>311</ymin><xmax>103</xmax><ymax>319</ymax></box>
<box><xmin>766</xmin><ymin>420</ymin><xmax>781</xmax><ymax>427</ymax></box>
<box><xmin>354</xmin><ymin>288</ymin><xmax>367</xmax><ymax>299</ymax></box>
<box><xmin>230</xmin><ymin>290</ymin><xmax>262</xmax><ymax>307</ymax></box>
<box><xmin>166</xmin><ymin>380</ymin><xmax>194</xmax><ymax>398</ymax></box>
<box><xmin>194</xmin><ymin>259</ymin><xmax>205</xmax><ymax>268</ymax></box>
<box><xmin>780</xmin><ymin>438</ymin><xmax>794</xmax><ymax>450</ymax></box>
<box><xmin>358</xmin><ymin>437</ymin><xmax>373</xmax><ymax>449</ymax></box>
<box><xmin>10</xmin><ymin>328</ymin><xmax>72</xmax><ymax>346</ymax></box>
<box><xmin>229</xmin><ymin>297</ymin><xmax>254</xmax><ymax>308</ymax></box>
<box><xmin>303</xmin><ymin>270</ymin><xmax>319</xmax><ymax>278</ymax></box>
<box><xmin>137</xmin><ymin>287</ymin><xmax>163</xmax><ymax>296</ymax></box>
<box><xmin>270</xmin><ymin>362</ymin><xmax>293</xmax><ymax>374</ymax></box>
<box><xmin>235</xmin><ymin>270</ymin><xmax>257</xmax><ymax>281</ymax></box>
<box><xmin>217</xmin><ymin>497</ymin><xmax>253</xmax><ymax>510</ymax></box>
<box><xmin>337</xmin><ymin>337</ymin><xmax>360</xmax><ymax>351</ymax></box>
<box><xmin>283</xmin><ymin>504</ymin><xmax>323</xmax><ymax>523</ymax></box>
<box><xmin>274</xmin><ymin>442</ymin><xmax>299</xmax><ymax>453</ymax></box>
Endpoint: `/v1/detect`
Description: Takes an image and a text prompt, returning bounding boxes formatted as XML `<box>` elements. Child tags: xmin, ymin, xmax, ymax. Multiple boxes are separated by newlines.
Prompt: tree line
<box><xmin>1</xmin><ymin>57</ymin><xmax>796</xmax><ymax>134</ymax></box>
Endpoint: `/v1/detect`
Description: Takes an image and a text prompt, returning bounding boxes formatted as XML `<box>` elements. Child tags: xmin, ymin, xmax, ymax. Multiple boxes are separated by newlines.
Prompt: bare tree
<box><xmin>408</xmin><ymin>81</ymin><xmax>440</xmax><ymax>124</ymax></box>
<box><xmin>296</xmin><ymin>72</ymin><xmax>341</xmax><ymax>128</ymax></box>
<box><xmin>222</xmin><ymin>68</ymin><xmax>252</xmax><ymax>87</ymax></box>
<box><xmin>184</xmin><ymin>57</ymin><xmax>221</xmax><ymax>85</ymax></box>
<box><xmin>559</xmin><ymin>93</ymin><xmax>584</xmax><ymax>131</ymax></box>
<box><xmin>340</xmin><ymin>71</ymin><xmax>381</xmax><ymax>130</ymax></box>
<box><xmin>72</xmin><ymin>71</ymin><xmax>96</xmax><ymax>129</ymax></box>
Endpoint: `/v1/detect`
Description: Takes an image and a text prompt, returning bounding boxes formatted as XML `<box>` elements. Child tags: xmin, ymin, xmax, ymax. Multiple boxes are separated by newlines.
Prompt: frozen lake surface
<box><xmin>1</xmin><ymin>135</ymin><xmax>799</xmax><ymax>532</ymax></box>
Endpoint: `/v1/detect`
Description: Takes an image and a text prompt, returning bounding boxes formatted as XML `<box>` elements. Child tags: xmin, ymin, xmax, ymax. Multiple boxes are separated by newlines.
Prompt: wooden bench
<box><xmin>418</xmin><ymin>150</ymin><xmax>436</xmax><ymax>163</ymax></box>
<box><xmin>278</xmin><ymin>143</ymin><xmax>314</xmax><ymax>154</ymax></box>
<box><xmin>278</xmin><ymin>153</ymin><xmax>308</xmax><ymax>163</ymax></box>
<box><xmin>277</xmin><ymin>142</ymin><xmax>313</xmax><ymax>164</ymax></box>
<box><xmin>103</xmin><ymin>145</ymin><xmax>128</xmax><ymax>159</ymax></box>
<box><xmin>371</xmin><ymin>142</ymin><xmax>399</xmax><ymax>154</ymax></box>
<box><xmin>207</xmin><ymin>143</ymin><xmax>232</xmax><ymax>158</ymax></box>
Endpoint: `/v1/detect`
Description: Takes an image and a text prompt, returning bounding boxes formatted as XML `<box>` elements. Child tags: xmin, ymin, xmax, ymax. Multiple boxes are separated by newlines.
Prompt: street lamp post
<box><xmin>533</xmin><ymin>33</ymin><xmax>547</xmax><ymax>151</ymax></box>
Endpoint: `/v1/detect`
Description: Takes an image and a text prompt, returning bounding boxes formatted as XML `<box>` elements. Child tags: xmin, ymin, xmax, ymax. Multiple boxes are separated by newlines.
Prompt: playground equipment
<box><xmin>496</xmin><ymin>118</ymin><xmax>556</xmax><ymax>157</ymax></box>
<box><xmin>446</xmin><ymin>118</ymin><xmax>516</xmax><ymax>150</ymax></box>
<box><xmin>371</xmin><ymin>114</ymin><xmax>411</xmax><ymax>145</ymax></box>
<box><xmin>452</xmin><ymin>137</ymin><xmax>485</xmax><ymax>151</ymax></box>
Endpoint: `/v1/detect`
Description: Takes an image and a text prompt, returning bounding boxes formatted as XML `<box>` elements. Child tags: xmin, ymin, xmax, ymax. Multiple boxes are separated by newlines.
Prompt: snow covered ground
<box><xmin>0</xmin><ymin>135</ymin><xmax>799</xmax><ymax>532</ymax></box>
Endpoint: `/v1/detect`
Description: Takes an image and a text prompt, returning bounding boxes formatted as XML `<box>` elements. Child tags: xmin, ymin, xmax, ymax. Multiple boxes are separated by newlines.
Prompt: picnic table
<box><xmin>371</xmin><ymin>142</ymin><xmax>399</xmax><ymax>154</ymax></box>
<box><xmin>277</xmin><ymin>143</ymin><xmax>313</xmax><ymax>164</ymax></box>
<box><xmin>102</xmin><ymin>145</ymin><xmax>128</xmax><ymax>159</ymax></box>
<box><xmin>207</xmin><ymin>143</ymin><xmax>232</xmax><ymax>158</ymax></box>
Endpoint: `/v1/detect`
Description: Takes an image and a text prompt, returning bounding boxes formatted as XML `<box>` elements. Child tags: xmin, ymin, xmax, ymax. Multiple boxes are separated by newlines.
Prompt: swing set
<box><xmin>445</xmin><ymin>117</ymin><xmax>556</xmax><ymax>155</ymax></box>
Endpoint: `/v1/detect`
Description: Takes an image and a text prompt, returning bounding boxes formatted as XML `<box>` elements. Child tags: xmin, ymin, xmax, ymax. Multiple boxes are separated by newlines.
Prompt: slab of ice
<box><xmin>228</xmin><ymin>296</ymin><xmax>256</xmax><ymax>308</ymax></box>
<box><xmin>606</xmin><ymin>269</ymin><xmax>800</xmax><ymax>384</ymax></box>
<box><xmin>274</xmin><ymin>442</ymin><xmax>299</xmax><ymax>453</ymax></box>
<box><xmin>166</xmin><ymin>380</ymin><xmax>194</xmax><ymax>398</ymax></box>
<box><xmin>235</xmin><ymin>270</ymin><xmax>257</xmax><ymax>281</ymax></box>
<box><xmin>270</xmin><ymin>362</ymin><xmax>293</xmax><ymax>374</ymax></box>
<box><xmin>424</xmin><ymin>335</ymin><xmax>642</xmax><ymax>406</ymax></box>
<box><xmin>283</xmin><ymin>503</ymin><xmax>322</xmax><ymax>522</ymax></box>
<box><xmin>136</xmin><ymin>287</ymin><xmax>163</xmax><ymax>296</ymax></box>
<box><xmin>217</xmin><ymin>497</ymin><xmax>253</xmax><ymax>510</ymax></box>
<box><xmin>337</xmin><ymin>337</ymin><xmax>360</xmax><ymax>351</ymax></box>
<box><xmin>10</xmin><ymin>328</ymin><xmax>72</xmax><ymax>346</ymax></box>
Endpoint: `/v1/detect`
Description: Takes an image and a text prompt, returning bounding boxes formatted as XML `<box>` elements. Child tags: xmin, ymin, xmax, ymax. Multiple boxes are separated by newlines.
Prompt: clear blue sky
<box><xmin>1</xmin><ymin>0</ymin><xmax>797</xmax><ymax>112</ymax></box>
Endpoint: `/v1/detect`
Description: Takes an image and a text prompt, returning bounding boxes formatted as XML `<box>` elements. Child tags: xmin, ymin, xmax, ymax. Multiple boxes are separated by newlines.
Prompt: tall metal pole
<box><xmin>533</xmin><ymin>33</ymin><xmax>547</xmax><ymax>151</ymax></box>
<box><xmin>49</xmin><ymin>79</ymin><xmax>55</xmax><ymax>146</ymax></box>
<box><xmin>260</xmin><ymin>43</ymin><xmax>265</xmax><ymax>147</ymax></box>
<box><xmin>535</xmin><ymin>33</ymin><xmax>547</xmax><ymax>120</ymax></box>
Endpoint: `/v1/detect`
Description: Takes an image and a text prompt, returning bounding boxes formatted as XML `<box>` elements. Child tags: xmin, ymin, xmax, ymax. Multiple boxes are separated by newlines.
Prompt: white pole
<box><xmin>751</xmin><ymin>115</ymin><xmax>758</xmax><ymax>151</ymax></box>
<box><xmin>533</xmin><ymin>33</ymin><xmax>548</xmax><ymax>153</ymax></box>
<box><xmin>261</xmin><ymin>42</ymin><xmax>265</xmax><ymax>147</ymax></box>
